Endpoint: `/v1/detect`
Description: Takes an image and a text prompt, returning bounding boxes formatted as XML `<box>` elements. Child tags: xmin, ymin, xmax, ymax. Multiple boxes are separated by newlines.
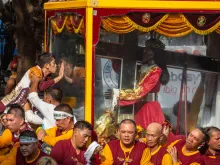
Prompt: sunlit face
<box><xmin>20</xmin><ymin>142</ymin><xmax>37</xmax><ymax>157</ymax></box>
<box><xmin>48</xmin><ymin>58</ymin><xmax>57</xmax><ymax>74</ymax></box>
<box><xmin>146</xmin><ymin>127</ymin><xmax>162</xmax><ymax>148</ymax></box>
<box><xmin>186</xmin><ymin>129</ymin><xmax>204</xmax><ymax>150</ymax></box>
<box><xmin>74</xmin><ymin>128</ymin><xmax>92</xmax><ymax>148</ymax></box>
<box><xmin>119</xmin><ymin>123</ymin><xmax>136</xmax><ymax>147</ymax></box>
<box><xmin>6</xmin><ymin>114</ymin><xmax>24</xmax><ymax>133</ymax></box>
<box><xmin>208</xmin><ymin>131</ymin><xmax>220</xmax><ymax>151</ymax></box>
<box><xmin>55</xmin><ymin>117</ymin><xmax>71</xmax><ymax>131</ymax></box>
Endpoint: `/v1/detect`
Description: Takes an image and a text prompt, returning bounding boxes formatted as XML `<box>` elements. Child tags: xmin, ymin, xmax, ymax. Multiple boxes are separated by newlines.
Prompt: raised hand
<box><xmin>59</xmin><ymin>61</ymin><xmax>64</xmax><ymax>78</ymax></box>
<box><xmin>167</xmin><ymin>146</ymin><xmax>178</xmax><ymax>163</ymax></box>
<box><xmin>54</xmin><ymin>61</ymin><xmax>64</xmax><ymax>83</ymax></box>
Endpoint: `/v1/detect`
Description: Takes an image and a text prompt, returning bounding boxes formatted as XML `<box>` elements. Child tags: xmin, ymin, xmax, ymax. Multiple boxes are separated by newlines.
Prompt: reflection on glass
<box><xmin>49</xmin><ymin>13</ymin><xmax>85</xmax><ymax>121</ymax></box>
<box><xmin>94</xmin><ymin>56</ymin><xmax>122</xmax><ymax>120</ymax></box>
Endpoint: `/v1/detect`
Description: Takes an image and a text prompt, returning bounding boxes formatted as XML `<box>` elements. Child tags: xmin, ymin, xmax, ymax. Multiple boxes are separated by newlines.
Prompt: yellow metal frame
<box><xmin>44</xmin><ymin>0</ymin><xmax>220</xmax><ymax>10</ymax></box>
<box><xmin>44</xmin><ymin>0</ymin><xmax>220</xmax><ymax>124</ymax></box>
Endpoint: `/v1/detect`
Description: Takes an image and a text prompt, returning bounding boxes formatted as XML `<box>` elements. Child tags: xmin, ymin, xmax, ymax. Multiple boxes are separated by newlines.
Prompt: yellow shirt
<box><xmin>0</xmin><ymin>129</ymin><xmax>13</xmax><ymax>148</ymax></box>
<box><xmin>0</xmin><ymin>129</ymin><xmax>13</xmax><ymax>160</ymax></box>
<box><xmin>100</xmin><ymin>141</ymin><xmax>152</xmax><ymax>165</ymax></box>
<box><xmin>43</xmin><ymin>126</ymin><xmax>73</xmax><ymax>147</ymax></box>
<box><xmin>0</xmin><ymin>142</ymin><xmax>19</xmax><ymax>164</ymax></box>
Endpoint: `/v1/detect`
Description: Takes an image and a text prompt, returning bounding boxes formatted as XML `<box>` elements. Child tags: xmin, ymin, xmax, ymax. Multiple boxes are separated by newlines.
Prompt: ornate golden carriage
<box><xmin>44</xmin><ymin>0</ymin><xmax>220</xmax><ymax>138</ymax></box>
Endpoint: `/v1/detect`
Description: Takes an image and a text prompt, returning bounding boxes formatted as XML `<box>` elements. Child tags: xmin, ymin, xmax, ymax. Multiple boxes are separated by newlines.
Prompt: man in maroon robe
<box><xmin>1</xmin><ymin>130</ymin><xmax>48</xmax><ymax>165</ymax></box>
<box><xmin>50</xmin><ymin>121</ymin><xmax>98</xmax><ymax>165</ymax></box>
<box><xmin>100</xmin><ymin>119</ymin><xmax>152</xmax><ymax>165</ymax></box>
<box><xmin>17</xmin><ymin>130</ymin><xmax>47</xmax><ymax>165</ymax></box>
<box><xmin>7</xmin><ymin>104</ymin><xmax>33</xmax><ymax>144</ymax></box>
<box><xmin>0</xmin><ymin>104</ymin><xmax>33</xmax><ymax>162</ymax></box>
<box><xmin>202</xmin><ymin>127</ymin><xmax>220</xmax><ymax>165</ymax></box>
<box><xmin>168</xmin><ymin>128</ymin><xmax>207</xmax><ymax>165</ymax></box>
<box><xmin>146</xmin><ymin>122</ymin><xmax>175</xmax><ymax>165</ymax></box>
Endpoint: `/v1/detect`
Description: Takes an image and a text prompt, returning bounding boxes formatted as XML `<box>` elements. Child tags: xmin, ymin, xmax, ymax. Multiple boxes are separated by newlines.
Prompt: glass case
<box><xmin>94</xmin><ymin>12</ymin><xmax>220</xmax><ymax>139</ymax></box>
<box><xmin>46</xmin><ymin>11</ymin><xmax>85</xmax><ymax>121</ymax></box>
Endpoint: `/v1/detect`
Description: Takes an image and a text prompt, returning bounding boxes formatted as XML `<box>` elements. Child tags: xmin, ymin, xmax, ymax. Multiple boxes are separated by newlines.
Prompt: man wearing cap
<box><xmin>37</xmin><ymin>103</ymin><xmax>76</xmax><ymax>148</ymax></box>
<box><xmin>1</xmin><ymin>130</ymin><xmax>47</xmax><ymax>165</ymax></box>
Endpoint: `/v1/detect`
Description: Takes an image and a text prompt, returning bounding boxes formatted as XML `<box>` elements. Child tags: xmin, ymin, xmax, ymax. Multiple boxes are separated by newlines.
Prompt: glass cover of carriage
<box><xmin>44</xmin><ymin>0</ymin><xmax>220</xmax><ymax>140</ymax></box>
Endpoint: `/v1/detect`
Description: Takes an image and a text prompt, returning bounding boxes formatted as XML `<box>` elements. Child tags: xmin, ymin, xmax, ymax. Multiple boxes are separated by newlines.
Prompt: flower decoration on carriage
<box><xmin>197</xmin><ymin>16</ymin><xmax>206</xmax><ymax>27</ymax></box>
<box><xmin>142</xmin><ymin>13</ymin><xmax>151</xmax><ymax>24</ymax></box>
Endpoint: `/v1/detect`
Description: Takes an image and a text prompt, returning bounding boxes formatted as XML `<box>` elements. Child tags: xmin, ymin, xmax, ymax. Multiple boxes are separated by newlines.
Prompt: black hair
<box><xmin>197</xmin><ymin>127</ymin><xmax>209</xmax><ymax>142</ymax></box>
<box><xmin>54</xmin><ymin>103</ymin><xmax>73</xmax><ymax>116</ymax></box>
<box><xmin>45</xmin><ymin>87</ymin><xmax>63</xmax><ymax>103</ymax></box>
<box><xmin>144</xmin><ymin>38</ymin><xmax>170</xmax><ymax>85</ymax></box>
<box><xmin>119</xmin><ymin>119</ymin><xmax>136</xmax><ymax>129</ymax></box>
<box><xmin>36</xmin><ymin>52</ymin><xmax>55</xmax><ymax>68</ymax></box>
<box><xmin>197</xmin><ymin>127</ymin><xmax>209</xmax><ymax>154</ymax></box>
<box><xmin>205</xmin><ymin>126</ymin><xmax>220</xmax><ymax>141</ymax></box>
<box><xmin>7</xmin><ymin>104</ymin><xmax>25</xmax><ymax>119</ymax></box>
<box><xmin>20</xmin><ymin>130</ymin><xmax>37</xmax><ymax>139</ymax></box>
<box><xmin>173</xmin><ymin>101</ymin><xmax>192</xmax><ymax>117</ymax></box>
<box><xmin>74</xmin><ymin>121</ymin><xmax>93</xmax><ymax>131</ymax></box>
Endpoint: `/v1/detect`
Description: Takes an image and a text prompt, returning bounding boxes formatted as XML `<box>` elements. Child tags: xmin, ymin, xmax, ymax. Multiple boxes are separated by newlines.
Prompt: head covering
<box><xmin>54</xmin><ymin>111</ymin><xmax>74</xmax><ymax>120</ymax></box>
<box><xmin>54</xmin><ymin>111</ymin><xmax>77</xmax><ymax>124</ymax></box>
<box><xmin>19</xmin><ymin>136</ymin><xmax>38</xmax><ymax>143</ymax></box>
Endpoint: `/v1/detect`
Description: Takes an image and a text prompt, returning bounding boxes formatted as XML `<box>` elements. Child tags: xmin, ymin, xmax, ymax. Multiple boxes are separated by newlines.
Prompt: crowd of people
<box><xmin>0</xmin><ymin>52</ymin><xmax>219</xmax><ymax>165</ymax></box>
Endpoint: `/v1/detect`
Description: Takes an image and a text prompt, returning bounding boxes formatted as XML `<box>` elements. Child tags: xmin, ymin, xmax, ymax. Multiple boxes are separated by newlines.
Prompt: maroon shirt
<box><xmin>173</xmin><ymin>140</ymin><xmax>204</xmax><ymax>165</ymax></box>
<box><xmin>12</xmin><ymin>123</ymin><xmax>33</xmax><ymax>145</ymax></box>
<box><xmin>16</xmin><ymin>148</ymin><xmax>47</xmax><ymax>165</ymax></box>
<box><xmin>150</xmin><ymin>146</ymin><xmax>167</xmax><ymax>165</ymax></box>
<box><xmin>108</xmin><ymin>140</ymin><xmax>147</xmax><ymax>165</ymax></box>
<box><xmin>202</xmin><ymin>150</ymin><xmax>220</xmax><ymax>165</ymax></box>
<box><xmin>50</xmin><ymin>139</ymin><xmax>87</xmax><ymax>165</ymax></box>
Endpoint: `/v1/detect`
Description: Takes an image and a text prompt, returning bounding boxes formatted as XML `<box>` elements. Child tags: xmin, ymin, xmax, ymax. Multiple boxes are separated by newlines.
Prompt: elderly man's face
<box><xmin>119</xmin><ymin>123</ymin><xmax>136</xmax><ymax>147</ymax></box>
<box><xmin>146</xmin><ymin>127</ymin><xmax>162</xmax><ymax>148</ymax></box>
<box><xmin>186</xmin><ymin>129</ymin><xmax>205</xmax><ymax>151</ymax></box>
